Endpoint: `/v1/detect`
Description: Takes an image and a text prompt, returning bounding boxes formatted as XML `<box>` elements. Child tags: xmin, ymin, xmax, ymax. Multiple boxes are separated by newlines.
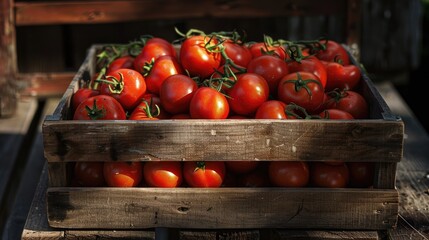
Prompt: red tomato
<box><xmin>73</xmin><ymin>162</ymin><xmax>105</xmax><ymax>187</ymax></box>
<box><xmin>315</xmin><ymin>40</ymin><xmax>350</xmax><ymax>66</ymax></box>
<box><xmin>287</xmin><ymin>56</ymin><xmax>327</xmax><ymax>88</ymax></box>
<box><xmin>183</xmin><ymin>161</ymin><xmax>226</xmax><ymax>188</ymax></box>
<box><xmin>128</xmin><ymin>100</ymin><xmax>159</xmax><ymax>120</ymax></box>
<box><xmin>347</xmin><ymin>162</ymin><xmax>374</xmax><ymax>188</ymax></box>
<box><xmin>144</xmin><ymin>55</ymin><xmax>184</xmax><ymax>95</ymax></box>
<box><xmin>248</xmin><ymin>41</ymin><xmax>287</xmax><ymax>60</ymax></box>
<box><xmin>73</xmin><ymin>95</ymin><xmax>126</xmax><ymax>120</ymax></box>
<box><xmin>322</xmin><ymin>61</ymin><xmax>361</xmax><ymax>91</ymax></box>
<box><xmin>325</xmin><ymin>89</ymin><xmax>369</xmax><ymax>119</ymax></box>
<box><xmin>98</xmin><ymin>68</ymin><xmax>147</xmax><ymax>111</ymax></box>
<box><xmin>141</xmin><ymin>93</ymin><xmax>170</xmax><ymax>119</ymax></box>
<box><xmin>107</xmin><ymin>55</ymin><xmax>135</xmax><ymax>75</ymax></box>
<box><xmin>268</xmin><ymin>161</ymin><xmax>310</xmax><ymax>187</ymax></box>
<box><xmin>189</xmin><ymin>87</ymin><xmax>229</xmax><ymax>119</ymax></box>
<box><xmin>103</xmin><ymin>162</ymin><xmax>143</xmax><ymax>187</ymax></box>
<box><xmin>319</xmin><ymin>109</ymin><xmax>354</xmax><ymax>119</ymax></box>
<box><xmin>226</xmin><ymin>73</ymin><xmax>269</xmax><ymax>116</ymax></box>
<box><xmin>277</xmin><ymin>72</ymin><xmax>325</xmax><ymax>113</ymax></box>
<box><xmin>133</xmin><ymin>37</ymin><xmax>177</xmax><ymax>73</ymax></box>
<box><xmin>246</xmin><ymin>55</ymin><xmax>289</xmax><ymax>97</ymax></box>
<box><xmin>222</xmin><ymin>40</ymin><xmax>253</xmax><ymax>68</ymax></box>
<box><xmin>310</xmin><ymin>162</ymin><xmax>349</xmax><ymax>188</ymax></box>
<box><xmin>71</xmin><ymin>88</ymin><xmax>99</xmax><ymax>114</ymax></box>
<box><xmin>143</xmin><ymin>161</ymin><xmax>182</xmax><ymax>187</ymax></box>
<box><xmin>159</xmin><ymin>74</ymin><xmax>198</xmax><ymax>115</ymax></box>
<box><xmin>225</xmin><ymin>161</ymin><xmax>259</xmax><ymax>174</ymax></box>
<box><xmin>255</xmin><ymin>100</ymin><xmax>287</xmax><ymax>119</ymax></box>
<box><xmin>180</xmin><ymin>35</ymin><xmax>222</xmax><ymax>79</ymax></box>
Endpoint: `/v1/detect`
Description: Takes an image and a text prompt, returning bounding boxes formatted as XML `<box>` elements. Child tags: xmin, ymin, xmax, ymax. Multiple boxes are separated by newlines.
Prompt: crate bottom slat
<box><xmin>46</xmin><ymin>187</ymin><xmax>398</xmax><ymax>230</ymax></box>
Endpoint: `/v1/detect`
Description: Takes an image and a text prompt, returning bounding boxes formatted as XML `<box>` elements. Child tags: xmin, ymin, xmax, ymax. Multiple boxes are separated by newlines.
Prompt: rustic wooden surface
<box><xmin>17</xmin><ymin>81</ymin><xmax>429</xmax><ymax>239</ymax></box>
<box><xmin>0</xmin><ymin>97</ymin><xmax>37</xmax><ymax>232</ymax></box>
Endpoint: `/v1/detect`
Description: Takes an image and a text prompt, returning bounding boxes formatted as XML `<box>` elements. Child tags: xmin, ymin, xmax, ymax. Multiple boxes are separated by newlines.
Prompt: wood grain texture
<box><xmin>14</xmin><ymin>0</ymin><xmax>345</xmax><ymax>26</ymax></box>
<box><xmin>46</xmin><ymin>187</ymin><xmax>398</xmax><ymax>230</ymax></box>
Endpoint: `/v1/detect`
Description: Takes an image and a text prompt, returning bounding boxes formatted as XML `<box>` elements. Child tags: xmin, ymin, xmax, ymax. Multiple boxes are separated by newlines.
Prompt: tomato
<box><xmin>347</xmin><ymin>162</ymin><xmax>374</xmax><ymax>188</ymax></box>
<box><xmin>98</xmin><ymin>68</ymin><xmax>147</xmax><ymax>111</ymax></box>
<box><xmin>107</xmin><ymin>55</ymin><xmax>135</xmax><ymax>75</ymax></box>
<box><xmin>103</xmin><ymin>162</ymin><xmax>143</xmax><ymax>187</ymax></box>
<box><xmin>255</xmin><ymin>100</ymin><xmax>287</xmax><ymax>119</ymax></box>
<box><xmin>141</xmin><ymin>93</ymin><xmax>170</xmax><ymax>119</ymax></box>
<box><xmin>277</xmin><ymin>72</ymin><xmax>325</xmax><ymax>113</ymax></box>
<box><xmin>222</xmin><ymin>40</ymin><xmax>253</xmax><ymax>68</ymax></box>
<box><xmin>128</xmin><ymin>100</ymin><xmax>159</xmax><ymax>120</ymax></box>
<box><xmin>248</xmin><ymin>41</ymin><xmax>287</xmax><ymax>60</ymax></box>
<box><xmin>73</xmin><ymin>162</ymin><xmax>105</xmax><ymax>187</ymax></box>
<box><xmin>225</xmin><ymin>161</ymin><xmax>259</xmax><ymax>174</ymax></box>
<box><xmin>246</xmin><ymin>55</ymin><xmax>289</xmax><ymax>97</ymax></box>
<box><xmin>287</xmin><ymin>56</ymin><xmax>327</xmax><ymax>88</ymax></box>
<box><xmin>315</xmin><ymin>40</ymin><xmax>350</xmax><ymax>66</ymax></box>
<box><xmin>143</xmin><ymin>161</ymin><xmax>182</xmax><ymax>187</ymax></box>
<box><xmin>144</xmin><ymin>55</ymin><xmax>184</xmax><ymax>95</ymax></box>
<box><xmin>159</xmin><ymin>74</ymin><xmax>198</xmax><ymax>115</ymax></box>
<box><xmin>325</xmin><ymin>89</ymin><xmax>369</xmax><ymax>119</ymax></box>
<box><xmin>238</xmin><ymin>169</ymin><xmax>271</xmax><ymax>187</ymax></box>
<box><xmin>189</xmin><ymin>87</ymin><xmax>229</xmax><ymax>119</ymax></box>
<box><xmin>183</xmin><ymin>161</ymin><xmax>226</xmax><ymax>188</ymax></box>
<box><xmin>310</xmin><ymin>162</ymin><xmax>349</xmax><ymax>188</ymax></box>
<box><xmin>73</xmin><ymin>95</ymin><xmax>126</xmax><ymax>120</ymax></box>
<box><xmin>268</xmin><ymin>161</ymin><xmax>310</xmax><ymax>187</ymax></box>
<box><xmin>133</xmin><ymin>37</ymin><xmax>177</xmax><ymax>74</ymax></box>
<box><xmin>180</xmin><ymin>35</ymin><xmax>222</xmax><ymax>79</ymax></box>
<box><xmin>226</xmin><ymin>73</ymin><xmax>269</xmax><ymax>116</ymax></box>
<box><xmin>71</xmin><ymin>88</ymin><xmax>99</xmax><ymax>114</ymax></box>
<box><xmin>322</xmin><ymin>61</ymin><xmax>361</xmax><ymax>91</ymax></box>
<box><xmin>319</xmin><ymin>109</ymin><xmax>354</xmax><ymax>119</ymax></box>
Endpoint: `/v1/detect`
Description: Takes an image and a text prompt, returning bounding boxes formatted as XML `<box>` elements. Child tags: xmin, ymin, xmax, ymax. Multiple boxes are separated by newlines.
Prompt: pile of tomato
<box><xmin>71</xmin><ymin>28</ymin><xmax>374</xmax><ymax>189</ymax></box>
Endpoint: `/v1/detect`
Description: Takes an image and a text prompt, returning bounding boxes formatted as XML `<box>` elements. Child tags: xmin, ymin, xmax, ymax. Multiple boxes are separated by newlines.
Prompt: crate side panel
<box><xmin>46</xmin><ymin>188</ymin><xmax>398</xmax><ymax>230</ymax></box>
<box><xmin>42</xmin><ymin>120</ymin><xmax>403</xmax><ymax>162</ymax></box>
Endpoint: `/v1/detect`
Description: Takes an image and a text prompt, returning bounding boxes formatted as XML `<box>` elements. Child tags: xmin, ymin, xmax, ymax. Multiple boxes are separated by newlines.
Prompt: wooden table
<box><xmin>11</xmin><ymin>81</ymin><xmax>429</xmax><ymax>239</ymax></box>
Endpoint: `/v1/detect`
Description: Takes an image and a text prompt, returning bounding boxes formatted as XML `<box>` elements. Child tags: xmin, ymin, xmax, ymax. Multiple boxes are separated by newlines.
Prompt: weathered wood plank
<box><xmin>46</xmin><ymin>187</ymin><xmax>398</xmax><ymax>230</ymax></box>
<box><xmin>14</xmin><ymin>0</ymin><xmax>346</xmax><ymax>26</ymax></box>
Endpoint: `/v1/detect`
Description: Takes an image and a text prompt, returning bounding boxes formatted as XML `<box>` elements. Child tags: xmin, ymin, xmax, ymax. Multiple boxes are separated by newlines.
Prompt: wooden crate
<box><xmin>42</xmin><ymin>44</ymin><xmax>404</xmax><ymax>230</ymax></box>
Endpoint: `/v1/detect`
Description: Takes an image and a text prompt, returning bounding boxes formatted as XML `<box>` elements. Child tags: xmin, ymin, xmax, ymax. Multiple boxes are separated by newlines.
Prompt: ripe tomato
<box><xmin>268</xmin><ymin>161</ymin><xmax>310</xmax><ymax>187</ymax></box>
<box><xmin>144</xmin><ymin>55</ymin><xmax>184</xmax><ymax>95</ymax></box>
<box><xmin>143</xmin><ymin>161</ymin><xmax>182</xmax><ymax>187</ymax></box>
<box><xmin>141</xmin><ymin>93</ymin><xmax>170</xmax><ymax>119</ymax></box>
<box><xmin>287</xmin><ymin>56</ymin><xmax>327</xmax><ymax>88</ymax></box>
<box><xmin>277</xmin><ymin>72</ymin><xmax>325</xmax><ymax>113</ymax></box>
<box><xmin>246</xmin><ymin>55</ymin><xmax>289</xmax><ymax>97</ymax></box>
<box><xmin>103</xmin><ymin>162</ymin><xmax>143</xmax><ymax>187</ymax></box>
<box><xmin>310</xmin><ymin>162</ymin><xmax>349</xmax><ymax>188</ymax></box>
<box><xmin>248</xmin><ymin>41</ymin><xmax>287</xmax><ymax>60</ymax></box>
<box><xmin>159</xmin><ymin>74</ymin><xmax>198</xmax><ymax>115</ymax></box>
<box><xmin>315</xmin><ymin>40</ymin><xmax>350</xmax><ymax>66</ymax></box>
<box><xmin>128</xmin><ymin>100</ymin><xmax>159</xmax><ymax>120</ymax></box>
<box><xmin>325</xmin><ymin>89</ymin><xmax>369</xmax><ymax>119</ymax></box>
<box><xmin>319</xmin><ymin>109</ymin><xmax>354</xmax><ymax>119</ymax></box>
<box><xmin>98</xmin><ymin>68</ymin><xmax>147</xmax><ymax>111</ymax></box>
<box><xmin>222</xmin><ymin>40</ymin><xmax>253</xmax><ymax>68</ymax></box>
<box><xmin>226</xmin><ymin>73</ymin><xmax>269</xmax><ymax>116</ymax></box>
<box><xmin>183</xmin><ymin>161</ymin><xmax>226</xmax><ymax>188</ymax></box>
<box><xmin>133</xmin><ymin>37</ymin><xmax>177</xmax><ymax>73</ymax></box>
<box><xmin>255</xmin><ymin>100</ymin><xmax>287</xmax><ymax>119</ymax></box>
<box><xmin>225</xmin><ymin>161</ymin><xmax>259</xmax><ymax>174</ymax></box>
<box><xmin>347</xmin><ymin>162</ymin><xmax>374</xmax><ymax>188</ymax></box>
<box><xmin>106</xmin><ymin>55</ymin><xmax>135</xmax><ymax>75</ymax></box>
<box><xmin>73</xmin><ymin>162</ymin><xmax>105</xmax><ymax>187</ymax></box>
<box><xmin>189</xmin><ymin>87</ymin><xmax>229</xmax><ymax>119</ymax></box>
<box><xmin>180</xmin><ymin>35</ymin><xmax>222</xmax><ymax>79</ymax></box>
<box><xmin>322</xmin><ymin>61</ymin><xmax>361</xmax><ymax>91</ymax></box>
<box><xmin>71</xmin><ymin>88</ymin><xmax>99</xmax><ymax>114</ymax></box>
<box><xmin>73</xmin><ymin>95</ymin><xmax>126</xmax><ymax>120</ymax></box>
